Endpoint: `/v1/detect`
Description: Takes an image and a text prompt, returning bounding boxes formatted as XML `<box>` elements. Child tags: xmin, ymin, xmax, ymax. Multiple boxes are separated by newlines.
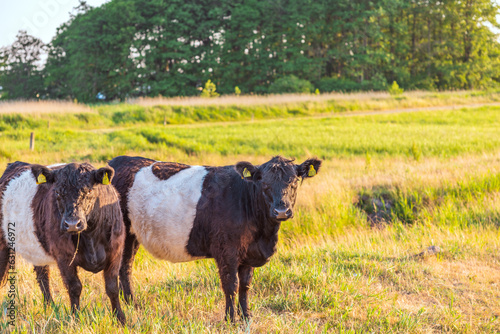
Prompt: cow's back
<box><xmin>0</xmin><ymin>162</ymin><xmax>55</xmax><ymax>266</ymax></box>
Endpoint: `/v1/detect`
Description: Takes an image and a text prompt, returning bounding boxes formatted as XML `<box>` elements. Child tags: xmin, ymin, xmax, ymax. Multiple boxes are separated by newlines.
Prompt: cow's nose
<box><xmin>64</xmin><ymin>220</ymin><xmax>84</xmax><ymax>233</ymax></box>
<box><xmin>273</xmin><ymin>208</ymin><xmax>293</xmax><ymax>220</ymax></box>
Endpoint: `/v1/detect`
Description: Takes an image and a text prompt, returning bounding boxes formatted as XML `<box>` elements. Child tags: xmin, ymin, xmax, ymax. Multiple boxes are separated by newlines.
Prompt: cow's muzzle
<box><xmin>272</xmin><ymin>208</ymin><xmax>293</xmax><ymax>220</ymax></box>
<box><xmin>62</xmin><ymin>219</ymin><xmax>85</xmax><ymax>233</ymax></box>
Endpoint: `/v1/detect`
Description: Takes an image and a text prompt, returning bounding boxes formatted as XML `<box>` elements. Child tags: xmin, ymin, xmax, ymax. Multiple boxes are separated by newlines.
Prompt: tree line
<box><xmin>1</xmin><ymin>0</ymin><xmax>499</xmax><ymax>101</ymax></box>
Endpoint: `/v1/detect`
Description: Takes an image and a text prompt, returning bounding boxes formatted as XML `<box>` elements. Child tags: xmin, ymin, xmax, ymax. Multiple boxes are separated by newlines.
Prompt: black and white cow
<box><xmin>0</xmin><ymin>162</ymin><xmax>126</xmax><ymax>324</ymax></box>
<box><xmin>109</xmin><ymin>155</ymin><xmax>321</xmax><ymax>321</ymax></box>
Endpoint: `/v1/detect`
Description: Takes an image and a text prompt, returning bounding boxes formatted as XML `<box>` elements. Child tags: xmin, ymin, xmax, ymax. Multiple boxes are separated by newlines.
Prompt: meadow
<box><xmin>0</xmin><ymin>92</ymin><xmax>499</xmax><ymax>333</ymax></box>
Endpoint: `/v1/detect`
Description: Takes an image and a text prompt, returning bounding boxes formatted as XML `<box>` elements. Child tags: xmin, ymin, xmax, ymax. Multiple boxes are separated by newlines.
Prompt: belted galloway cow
<box><xmin>110</xmin><ymin>155</ymin><xmax>321</xmax><ymax>321</ymax></box>
<box><xmin>0</xmin><ymin>162</ymin><xmax>126</xmax><ymax>324</ymax></box>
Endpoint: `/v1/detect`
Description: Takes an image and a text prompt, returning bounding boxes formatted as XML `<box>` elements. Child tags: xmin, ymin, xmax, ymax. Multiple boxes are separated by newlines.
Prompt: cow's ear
<box><xmin>235</xmin><ymin>161</ymin><xmax>261</xmax><ymax>181</ymax></box>
<box><xmin>297</xmin><ymin>158</ymin><xmax>322</xmax><ymax>179</ymax></box>
<box><xmin>31</xmin><ymin>165</ymin><xmax>55</xmax><ymax>184</ymax></box>
<box><xmin>93</xmin><ymin>166</ymin><xmax>115</xmax><ymax>185</ymax></box>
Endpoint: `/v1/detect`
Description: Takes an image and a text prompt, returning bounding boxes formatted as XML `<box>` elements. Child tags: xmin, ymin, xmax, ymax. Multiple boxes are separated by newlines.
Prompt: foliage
<box><xmin>44</xmin><ymin>2</ymin><xmax>138</xmax><ymax>101</ymax></box>
<box><xmin>0</xmin><ymin>31</ymin><xmax>46</xmax><ymax>100</ymax></box>
<box><xmin>316</xmin><ymin>78</ymin><xmax>363</xmax><ymax>92</ymax></box>
<box><xmin>200</xmin><ymin>80</ymin><xmax>220</xmax><ymax>98</ymax></box>
<box><xmin>269</xmin><ymin>75</ymin><xmax>313</xmax><ymax>94</ymax></box>
<box><xmin>234</xmin><ymin>86</ymin><xmax>241</xmax><ymax>96</ymax></box>
<box><xmin>388</xmin><ymin>81</ymin><xmax>404</xmax><ymax>96</ymax></box>
<box><xmin>1</xmin><ymin>0</ymin><xmax>498</xmax><ymax>101</ymax></box>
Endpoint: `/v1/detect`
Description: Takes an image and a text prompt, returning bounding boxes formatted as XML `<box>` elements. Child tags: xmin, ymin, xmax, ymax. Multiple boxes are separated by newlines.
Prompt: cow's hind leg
<box><xmin>34</xmin><ymin>266</ymin><xmax>53</xmax><ymax>305</ymax></box>
<box><xmin>119</xmin><ymin>232</ymin><xmax>140</xmax><ymax>304</ymax></box>
<box><xmin>0</xmin><ymin>243</ymin><xmax>10</xmax><ymax>287</ymax></box>
<box><xmin>57</xmin><ymin>262</ymin><xmax>82</xmax><ymax>314</ymax></box>
<box><xmin>237</xmin><ymin>265</ymin><xmax>254</xmax><ymax>320</ymax></box>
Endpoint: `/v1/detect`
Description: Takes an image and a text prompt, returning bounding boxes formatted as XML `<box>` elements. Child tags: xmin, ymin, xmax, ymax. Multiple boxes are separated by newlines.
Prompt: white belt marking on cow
<box><xmin>128</xmin><ymin>165</ymin><xmax>207</xmax><ymax>263</ymax></box>
<box><xmin>1</xmin><ymin>170</ymin><xmax>55</xmax><ymax>266</ymax></box>
<box><xmin>47</xmin><ymin>163</ymin><xmax>67</xmax><ymax>168</ymax></box>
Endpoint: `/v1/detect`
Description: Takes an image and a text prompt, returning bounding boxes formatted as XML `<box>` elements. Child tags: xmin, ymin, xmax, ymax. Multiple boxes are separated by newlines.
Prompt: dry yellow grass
<box><xmin>2</xmin><ymin>152</ymin><xmax>499</xmax><ymax>333</ymax></box>
<box><xmin>1</xmin><ymin>91</ymin><xmax>499</xmax><ymax>117</ymax></box>
<box><xmin>0</xmin><ymin>101</ymin><xmax>92</xmax><ymax>114</ymax></box>
<box><xmin>127</xmin><ymin>90</ymin><xmax>493</xmax><ymax>107</ymax></box>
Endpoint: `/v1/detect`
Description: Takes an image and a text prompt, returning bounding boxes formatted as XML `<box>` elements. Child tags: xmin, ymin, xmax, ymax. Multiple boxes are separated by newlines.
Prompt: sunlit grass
<box><xmin>0</xmin><ymin>100</ymin><xmax>499</xmax><ymax>332</ymax></box>
<box><xmin>1</xmin><ymin>152</ymin><xmax>499</xmax><ymax>333</ymax></box>
<box><xmin>1</xmin><ymin>105</ymin><xmax>500</xmax><ymax>166</ymax></box>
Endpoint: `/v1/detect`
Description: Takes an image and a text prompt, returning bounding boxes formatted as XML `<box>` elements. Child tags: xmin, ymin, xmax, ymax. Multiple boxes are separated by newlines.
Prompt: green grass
<box><xmin>1</xmin><ymin>90</ymin><xmax>500</xmax><ymax>132</ymax></box>
<box><xmin>0</xmin><ymin>99</ymin><xmax>500</xmax><ymax>333</ymax></box>
<box><xmin>1</xmin><ymin>106</ymin><xmax>500</xmax><ymax>165</ymax></box>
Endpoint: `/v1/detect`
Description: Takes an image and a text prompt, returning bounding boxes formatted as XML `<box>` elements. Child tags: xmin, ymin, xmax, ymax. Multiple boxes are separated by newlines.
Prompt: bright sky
<box><xmin>0</xmin><ymin>0</ymin><xmax>499</xmax><ymax>49</ymax></box>
<box><xmin>0</xmin><ymin>0</ymin><xmax>110</xmax><ymax>48</ymax></box>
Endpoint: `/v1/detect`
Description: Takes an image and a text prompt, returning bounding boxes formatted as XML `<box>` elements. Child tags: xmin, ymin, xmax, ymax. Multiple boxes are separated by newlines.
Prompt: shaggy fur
<box><xmin>110</xmin><ymin>155</ymin><xmax>322</xmax><ymax>321</ymax></box>
<box><xmin>0</xmin><ymin>162</ymin><xmax>126</xmax><ymax>324</ymax></box>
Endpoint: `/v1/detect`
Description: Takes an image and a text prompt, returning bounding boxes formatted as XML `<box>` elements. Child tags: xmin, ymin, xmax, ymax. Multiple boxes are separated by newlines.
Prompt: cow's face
<box><xmin>236</xmin><ymin>156</ymin><xmax>321</xmax><ymax>221</ymax></box>
<box><xmin>31</xmin><ymin>163</ymin><xmax>114</xmax><ymax>234</ymax></box>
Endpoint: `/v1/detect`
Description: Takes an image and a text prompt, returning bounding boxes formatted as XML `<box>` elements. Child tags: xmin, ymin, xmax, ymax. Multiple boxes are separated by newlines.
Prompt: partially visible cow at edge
<box><xmin>109</xmin><ymin>155</ymin><xmax>321</xmax><ymax>321</ymax></box>
<box><xmin>0</xmin><ymin>162</ymin><xmax>126</xmax><ymax>324</ymax></box>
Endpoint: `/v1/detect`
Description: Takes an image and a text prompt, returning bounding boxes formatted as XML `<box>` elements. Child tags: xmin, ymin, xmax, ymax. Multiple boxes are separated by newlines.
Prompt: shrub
<box><xmin>269</xmin><ymin>75</ymin><xmax>313</xmax><ymax>94</ymax></box>
<box><xmin>316</xmin><ymin>78</ymin><xmax>361</xmax><ymax>92</ymax></box>
<box><xmin>368</xmin><ymin>73</ymin><xmax>388</xmax><ymax>91</ymax></box>
<box><xmin>234</xmin><ymin>86</ymin><xmax>241</xmax><ymax>96</ymax></box>
<box><xmin>200</xmin><ymin>80</ymin><xmax>220</xmax><ymax>98</ymax></box>
<box><xmin>388</xmin><ymin>81</ymin><xmax>404</xmax><ymax>95</ymax></box>
<box><xmin>317</xmin><ymin>74</ymin><xmax>388</xmax><ymax>93</ymax></box>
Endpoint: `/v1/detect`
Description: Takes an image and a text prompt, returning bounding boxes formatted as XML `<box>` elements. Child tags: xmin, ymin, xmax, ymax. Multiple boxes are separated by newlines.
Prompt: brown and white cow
<box><xmin>109</xmin><ymin>155</ymin><xmax>321</xmax><ymax>321</ymax></box>
<box><xmin>0</xmin><ymin>162</ymin><xmax>126</xmax><ymax>324</ymax></box>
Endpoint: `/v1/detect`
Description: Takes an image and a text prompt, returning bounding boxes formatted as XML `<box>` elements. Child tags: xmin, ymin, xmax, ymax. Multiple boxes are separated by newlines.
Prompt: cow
<box><xmin>0</xmin><ymin>162</ymin><xmax>126</xmax><ymax>324</ymax></box>
<box><xmin>109</xmin><ymin>155</ymin><xmax>321</xmax><ymax>321</ymax></box>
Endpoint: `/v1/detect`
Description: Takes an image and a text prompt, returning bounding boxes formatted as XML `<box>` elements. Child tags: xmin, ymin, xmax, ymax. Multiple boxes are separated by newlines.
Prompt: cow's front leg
<box><xmin>57</xmin><ymin>261</ymin><xmax>82</xmax><ymax>313</ymax></box>
<box><xmin>238</xmin><ymin>265</ymin><xmax>254</xmax><ymax>320</ymax></box>
<box><xmin>104</xmin><ymin>265</ymin><xmax>126</xmax><ymax>325</ymax></box>
<box><xmin>34</xmin><ymin>266</ymin><xmax>53</xmax><ymax>305</ymax></box>
<box><xmin>104</xmin><ymin>237</ymin><xmax>126</xmax><ymax>325</ymax></box>
<box><xmin>215</xmin><ymin>254</ymin><xmax>239</xmax><ymax>322</ymax></box>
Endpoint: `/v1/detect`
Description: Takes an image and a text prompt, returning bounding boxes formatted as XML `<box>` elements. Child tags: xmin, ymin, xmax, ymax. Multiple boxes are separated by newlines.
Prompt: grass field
<box><xmin>0</xmin><ymin>93</ymin><xmax>499</xmax><ymax>333</ymax></box>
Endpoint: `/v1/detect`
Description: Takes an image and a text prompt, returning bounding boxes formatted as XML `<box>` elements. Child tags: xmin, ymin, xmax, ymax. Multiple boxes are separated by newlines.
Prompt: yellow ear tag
<box><xmin>102</xmin><ymin>173</ymin><xmax>110</xmax><ymax>185</ymax></box>
<box><xmin>36</xmin><ymin>174</ymin><xmax>46</xmax><ymax>185</ymax></box>
<box><xmin>243</xmin><ymin>168</ymin><xmax>252</xmax><ymax>178</ymax></box>
<box><xmin>308</xmin><ymin>165</ymin><xmax>316</xmax><ymax>177</ymax></box>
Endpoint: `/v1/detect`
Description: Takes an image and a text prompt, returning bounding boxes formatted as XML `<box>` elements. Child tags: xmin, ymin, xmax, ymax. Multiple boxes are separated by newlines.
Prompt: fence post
<box><xmin>30</xmin><ymin>132</ymin><xmax>35</xmax><ymax>151</ymax></box>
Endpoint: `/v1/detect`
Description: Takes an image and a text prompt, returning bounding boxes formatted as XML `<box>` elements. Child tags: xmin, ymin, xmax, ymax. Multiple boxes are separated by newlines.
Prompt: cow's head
<box><xmin>235</xmin><ymin>156</ymin><xmax>321</xmax><ymax>221</ymax></box>
<box><xmin>31</xmin><ymin>163</ymin><xmax>115</xmax><ymax>234</ymax></box>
